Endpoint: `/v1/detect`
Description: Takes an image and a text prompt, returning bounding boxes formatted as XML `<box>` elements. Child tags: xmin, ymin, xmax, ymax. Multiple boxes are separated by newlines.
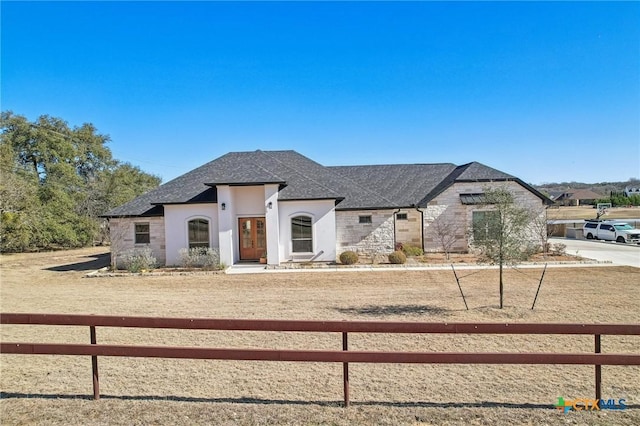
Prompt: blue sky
<box><xmin>2</xmin><ymin>1</ymin><xmax>639</xmax><ymax>185</ymax></box>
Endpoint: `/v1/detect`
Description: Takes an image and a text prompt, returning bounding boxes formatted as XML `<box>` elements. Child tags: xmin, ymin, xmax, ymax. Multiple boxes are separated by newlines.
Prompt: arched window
<box><xmin>291</xmin><ymin>215</ymin><xmax>313</xmax><ymax>253</ymax></box>
<box><xmin>188</xmin><ymin>219</ymin><xmax>209</xmax><ymax>248</ymax></box>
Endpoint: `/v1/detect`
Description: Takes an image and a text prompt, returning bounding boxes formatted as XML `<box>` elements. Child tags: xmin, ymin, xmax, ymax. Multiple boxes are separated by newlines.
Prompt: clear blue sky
<box><xmin>2</xmin><ymin>1</ymin><xmax>639</xmax><ymax>185</ymax></box>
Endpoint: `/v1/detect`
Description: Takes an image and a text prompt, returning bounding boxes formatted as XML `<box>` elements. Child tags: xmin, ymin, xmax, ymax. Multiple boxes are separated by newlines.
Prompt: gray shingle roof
<box><xmin>104</xmin><ymin>151</ymin><xmax>548</xmax><ymax>217</ymax></box>
<box><xmin>329</xmin><ymin>163</ymin><xmax>458</xmax><ymax>208</ymax></box>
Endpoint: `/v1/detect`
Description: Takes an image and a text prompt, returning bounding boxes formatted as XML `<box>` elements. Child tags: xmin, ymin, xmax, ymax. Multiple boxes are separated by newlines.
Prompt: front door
<box><xmin>239</xmin><ymin>217</ymin><xmax>267</xmax><ymax>261</ymax></box>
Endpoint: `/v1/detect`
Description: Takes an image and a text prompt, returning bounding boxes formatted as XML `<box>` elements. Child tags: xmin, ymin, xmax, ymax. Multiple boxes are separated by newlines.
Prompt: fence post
<box><xmin>90</xmin><ymin>325</ymin><xmax>100</xmax><ymax>400</ymax></box>
<box><xmin>342</xmin><ymin>331</ymin><xmax>349</xmax><ymax>408</ymax></box>
<box><xmin>595</xmin><ymin>334</ymin><xmax>601</xmax><ymax>401</ymax></box>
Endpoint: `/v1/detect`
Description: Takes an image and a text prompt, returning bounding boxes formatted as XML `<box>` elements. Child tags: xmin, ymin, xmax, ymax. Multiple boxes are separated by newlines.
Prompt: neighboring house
<box><xmin>625</xmin><ymin>186</ymin><xmax>640</xmax><ymax>197</ymax></box>
<box><xmin>547</xmin><ymin>191</ymin><xmax>564</xmax><ymax>202</ymax></box>
<box><xmin>104</xmin><ymin>150</ymin><xmax>550</xmax><ymax>267</ymax></box>
<box><xmin>553</xmin><ymin>189</ymin><xmax>602</xmax><ymax>206</ymax></box>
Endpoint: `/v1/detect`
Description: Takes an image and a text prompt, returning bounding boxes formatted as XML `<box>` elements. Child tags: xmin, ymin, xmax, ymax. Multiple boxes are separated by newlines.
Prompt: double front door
<box><xmin>239</xmin><ymin>217</ymin><xmax>266</xmax><ymax>261</ymax></box>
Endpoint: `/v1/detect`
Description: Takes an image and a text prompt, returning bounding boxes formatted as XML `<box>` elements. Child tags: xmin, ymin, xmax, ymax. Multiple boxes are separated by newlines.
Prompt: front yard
<box><xmin>1</xmin><ymin>248</ymin><xmax>638</xmax><ymax>425</ymax></box>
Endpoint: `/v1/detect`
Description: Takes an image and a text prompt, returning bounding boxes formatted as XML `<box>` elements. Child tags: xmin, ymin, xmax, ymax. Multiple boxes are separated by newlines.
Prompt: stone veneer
<box><xmin>394</xmin><ymin>209</ymin><xmax>423</xmax><ymax>248</ymax></box>
<box><xmin>109</xmin><ymin>217</ymin><xmax>166</xmax><ymax>267</ymax></box>
<box><xmin>336</xmin><ymin>182</ymin><xmax>544</xmax><ymax>257</ymax></box>
<box><xmin>336</xmin><ymin>210</ymin><xmax>395</xmax><ymax>255</ymax></box>
<box><xmin>422</xmin><ymin>181</ymin><xmax>544</xmax><ymax>252</ymax></box>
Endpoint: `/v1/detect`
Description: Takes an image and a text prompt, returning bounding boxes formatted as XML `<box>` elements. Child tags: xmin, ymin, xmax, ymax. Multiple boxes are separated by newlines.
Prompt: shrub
<box><xmin>178</xmin><ymin>247</ymin><xmax>221</xmax><ymax>269</ymax></box>
<box><xmin>339</xmin><ymin>251</ymin><xmax>359</xmax><ymax>265</ymax></box>
<box><xmin>121</xmin><ymin>247</ymin><xmax>157</xmax><ymax>272</ymax></box>
<box><xmin>402</xmin><ymin>244</ymin><xmax>423</xmax><ymax>256</ymax></box>
<box><xmin>551</xmin><ymin>243</ymin><xmax>567</xmax><ymax>256</ymax></box>
<box><xmin>388</xmin><ymin>250</ymin><xmax>407</xmax><ymax>264</ymax></box>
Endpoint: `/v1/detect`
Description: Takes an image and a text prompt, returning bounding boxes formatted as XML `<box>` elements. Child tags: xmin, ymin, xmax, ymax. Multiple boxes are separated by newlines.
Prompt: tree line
<box><xmin>0</xmin><ymin>111</ymin><xmax>161</xmax><ymax>252</ymax></box>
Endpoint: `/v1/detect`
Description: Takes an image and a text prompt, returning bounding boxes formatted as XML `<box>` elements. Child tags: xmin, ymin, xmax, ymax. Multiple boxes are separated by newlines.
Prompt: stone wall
<box><xmin>423</xmin><ymin>181</ymin><xmax>545</xmax><ymax>252</ymax></box>
<box><xmin>109</xmin><ymin>216</ymin><xmax>166</xmax><ymax>268</ymax></box>
<box><xmin>394</xmin><ymin>209</ymin><xmax>423</xmax><ymax>248</ymax></box>
<box><xmin>336</xmin><ymin>210</ymin><xmax>395</xmax><ymax>255</ymax></box>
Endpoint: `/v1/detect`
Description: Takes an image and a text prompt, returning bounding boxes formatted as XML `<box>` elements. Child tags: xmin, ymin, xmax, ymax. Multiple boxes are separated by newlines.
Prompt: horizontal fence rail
<box><xmin>1</xmin><ymin>313</ymin><xmax>639</xmax><ymax>406</ymax></box>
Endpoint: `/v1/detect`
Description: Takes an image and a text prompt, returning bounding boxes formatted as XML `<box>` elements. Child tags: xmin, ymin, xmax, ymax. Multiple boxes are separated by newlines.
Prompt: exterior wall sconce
<box><xmin>221</xmin><ymin>203</ymin><xmax>226</xmax><ymax>211</ymax></box>
<box><xmin>267</xmin><ymin>201</ymin><xmax>273</xmax><ymax>209</ymax></box>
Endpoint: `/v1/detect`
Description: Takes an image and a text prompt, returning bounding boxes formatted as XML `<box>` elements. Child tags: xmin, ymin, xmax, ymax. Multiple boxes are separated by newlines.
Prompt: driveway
<box><xmin>550</xmin><ymin>237</ymin><xmax>640</xmax><ymax>268</ymax></box>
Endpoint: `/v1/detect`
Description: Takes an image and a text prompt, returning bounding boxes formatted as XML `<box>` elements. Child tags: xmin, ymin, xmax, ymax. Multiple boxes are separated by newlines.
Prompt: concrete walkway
<box><xmin>225</xmin><ymin>257</ymin><xmax>616</xmax><ymax>275</ymax></box>
<box><xmin>226</xmin><ymin>237</ymin><xmax>640</xmax><ymax>275</ymax></box>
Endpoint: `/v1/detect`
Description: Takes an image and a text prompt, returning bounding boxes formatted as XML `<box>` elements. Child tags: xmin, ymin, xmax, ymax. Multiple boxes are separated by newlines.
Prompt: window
<box><xmin>614</xmin><ymin>224</ymin><xmax>633</xmax><ymax>231</ymax></box>
<box><xmin>188</xmin><ymin>219</ymin><xmax>209</xmax><ymax>248</ymax></box>
<box><xmin>134</xmin><ymin>223</ymin><xmax>150</xmax><ymax>244</ymax></box>
<box><xmin>472</xmin><ymin>211</ymin><xmax>500</xmax><ymax>241</ymax></box>
<box><xmin>460</xmin><ymin>193</ymin><xmax>487</xmax><ymax>205</ymax></box>
<box><xmin>359</xmin><ymin>215</ymin><xmax>372</xmax><ymax>224</ymax></box>
<box><xmin>291</xmin><ymin>215</ymin><xmax>312</xmax><ymax>253</ymax></box>
<box><xmin>396</xmin><ymin>213</ymin><xmax>408</xmax><ymax>220</ymax></box>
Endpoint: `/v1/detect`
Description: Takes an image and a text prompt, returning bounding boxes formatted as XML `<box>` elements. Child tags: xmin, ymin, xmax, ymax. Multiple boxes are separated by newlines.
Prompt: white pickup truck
<box><xmin>583</xmin><ymin>220</ymin><xmax>640</xmax><ymax>244</ymax></box>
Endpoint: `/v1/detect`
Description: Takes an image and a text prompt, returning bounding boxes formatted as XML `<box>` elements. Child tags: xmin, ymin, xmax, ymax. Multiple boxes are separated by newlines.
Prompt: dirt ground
<box><xmin>1</xmin><ymin>248</ymin><xmax>639</xmax><ymax>425</ymax></box>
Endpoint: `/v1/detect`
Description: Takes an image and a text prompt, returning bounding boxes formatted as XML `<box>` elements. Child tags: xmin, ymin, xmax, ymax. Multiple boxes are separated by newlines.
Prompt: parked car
<box><xmin>583</xmin><ymin>220</ymin><xmax>640</xmax><ymax>243</ymax></box>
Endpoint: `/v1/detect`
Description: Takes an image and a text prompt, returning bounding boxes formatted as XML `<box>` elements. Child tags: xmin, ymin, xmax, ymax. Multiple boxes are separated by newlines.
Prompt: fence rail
<box><xmin>1</xmin><ymin>313</ymin><xmax>639</xmax><ymax>406</ymax></box>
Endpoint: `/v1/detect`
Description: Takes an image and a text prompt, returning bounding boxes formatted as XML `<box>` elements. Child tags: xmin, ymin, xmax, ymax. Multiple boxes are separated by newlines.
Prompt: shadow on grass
<box><xmin>45</xmin><ymin>252</ymin><xmax>110</xmax><ymax>272</ymax></box>
<box><xmin>4</xmin><ymin>392</ymin><xmax>624</xmax><ymax>410</ymax></box>
<box><xmin>334</xmin><ymin>304</ymin><xmax>448</xmax><ymax>316</ymax></box>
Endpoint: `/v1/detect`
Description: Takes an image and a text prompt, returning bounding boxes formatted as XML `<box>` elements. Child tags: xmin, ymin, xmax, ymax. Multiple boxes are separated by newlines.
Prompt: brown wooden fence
<box><xmin>1</xmin><ymin>313</ymin><xmax>639</xmax><ymax>407</ymax></box>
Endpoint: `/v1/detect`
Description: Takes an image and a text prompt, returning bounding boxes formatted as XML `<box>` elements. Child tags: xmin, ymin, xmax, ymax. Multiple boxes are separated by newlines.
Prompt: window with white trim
<box><xmin>188</xmin><ymin>219</ymin><xmax>209</xmax><ymax>248</ymax></box>
<box><xmin>291</xmin><ymin>215</ymin><xmax>312</xmax><ymax>253</ymax></box>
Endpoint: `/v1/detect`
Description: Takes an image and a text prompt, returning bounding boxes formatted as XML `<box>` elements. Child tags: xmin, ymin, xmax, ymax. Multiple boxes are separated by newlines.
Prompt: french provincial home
<box><xmin>104</xmin><ymin>150</ymin><xmax>549</xmax><ymax>266</ymax></box>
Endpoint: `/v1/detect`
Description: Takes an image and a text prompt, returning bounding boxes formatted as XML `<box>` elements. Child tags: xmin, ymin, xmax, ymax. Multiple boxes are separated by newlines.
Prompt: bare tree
<box><xmin>528</xmin><ymin>206</ymin><xmax>552</xmax><ymax>258</ymax></box>
<box><xmin>431</xmin><ymin>218</ymin><xmax>461</xmax><ymax>260</ymax></box>
<box><xmin>108</xmin><ymin>218</ymin><xmax>130</xmax><ymax>270</ymax></box>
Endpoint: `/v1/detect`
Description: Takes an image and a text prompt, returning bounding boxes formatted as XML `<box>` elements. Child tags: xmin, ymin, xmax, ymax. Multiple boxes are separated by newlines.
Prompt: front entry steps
<box><xmin>226</xmin><ymin>263</ymin><xmax>267</xmax><ymax>274</ymax></box>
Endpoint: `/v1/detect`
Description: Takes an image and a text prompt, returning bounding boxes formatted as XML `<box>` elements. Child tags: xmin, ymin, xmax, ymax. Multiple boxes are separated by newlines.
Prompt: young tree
<box><xmin>471</xmin><ymin>187</ymin><xmax>536</xmax><ymax>308</ymax></box>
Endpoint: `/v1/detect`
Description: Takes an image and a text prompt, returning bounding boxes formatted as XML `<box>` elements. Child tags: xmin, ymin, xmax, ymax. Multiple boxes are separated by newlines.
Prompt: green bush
<box><xmin>388</xmin><ymin>250</ymin><xmax>407</xmax><ymax>264</ymax></box>
<box><xmin>402</xmin><ymin>245</ymin><xmax>423</xmax><ymax>256</ymax></box>
<box><xmin>339</xmin><ymin>251</ymin><xmax>359</xmax><ymax>265</ymax></box>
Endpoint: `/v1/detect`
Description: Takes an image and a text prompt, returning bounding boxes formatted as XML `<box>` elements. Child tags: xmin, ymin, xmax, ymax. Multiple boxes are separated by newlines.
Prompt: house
<box><xmin>553</xmin><ymin>189</ymin><xmax>602</xmax><ymax>206</ymax></box>
<box><xmin>104</xmin><ymin>150</ymin><xmax>550</xmax><ymax>267</ymax></box>
<box><xmin>625</xmin><ymin>186</ymin><xmax>640</xmax><ymax>197</ymax></box>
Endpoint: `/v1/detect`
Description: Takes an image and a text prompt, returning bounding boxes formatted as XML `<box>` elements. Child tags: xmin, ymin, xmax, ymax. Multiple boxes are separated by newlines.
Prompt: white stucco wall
<box><xmin>264</xmin><ymin>185</ymin><xmax>280</xmax><ymax>265</ymax></box>
<box><xmin>231</xmin><ymin>186</ymin><xmax>265</xmax><ymax>217</ymax></box>
<box><xmin>217</xmin><ymin>185</ymin><xmax>234</xmax><ymax>266</ymax></box>
<box><xmin>164</xmin><ymin>204</ymin><xmax>218</xmax><ymax>266</ymax></box>
<box><xmin>278</xmin><ymin>200</ymin><xmax>336</xmax><ymax>262</ymax></box>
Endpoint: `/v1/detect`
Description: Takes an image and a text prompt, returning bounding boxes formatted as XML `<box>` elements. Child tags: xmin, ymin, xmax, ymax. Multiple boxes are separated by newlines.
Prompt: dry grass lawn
<box><xmin>547</xmin><ymin>206</ymin><xmax>640</xmax><ymax>221</ymax></box>
<box><xmin>1</xmin><ymin>248</ymin><xmax>639</xmax><ymax>425</ymax></box>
